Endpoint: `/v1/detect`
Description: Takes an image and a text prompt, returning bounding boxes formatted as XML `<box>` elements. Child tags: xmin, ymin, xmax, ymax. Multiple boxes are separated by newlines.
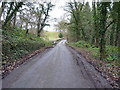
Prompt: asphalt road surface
<box><xmin>2</xmin><ymin>40</ymin><xmax>112</xmax><ymax>88</ymax></box>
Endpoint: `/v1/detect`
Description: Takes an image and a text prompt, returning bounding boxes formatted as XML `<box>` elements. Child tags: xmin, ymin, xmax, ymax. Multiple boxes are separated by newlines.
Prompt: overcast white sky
<box><xmin>44</xmin><ymin>0</ymin><xmax>67</xmax><ymax>31</ymax></box>
<box><xmin>44</xmin><ymin>0</ymin><xmax>93</xmax><ymax>31</ymax></box>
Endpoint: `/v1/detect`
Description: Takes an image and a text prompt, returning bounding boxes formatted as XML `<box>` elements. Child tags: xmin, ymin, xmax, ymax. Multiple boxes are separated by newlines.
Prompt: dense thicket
<box><xmin>58</xmin><ymin>1</ymin><xmax>120</xmax><ymax>63</ymax></box>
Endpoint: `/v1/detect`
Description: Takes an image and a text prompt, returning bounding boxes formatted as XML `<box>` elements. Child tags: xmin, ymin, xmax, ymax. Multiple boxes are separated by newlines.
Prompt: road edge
<box><xmin>66</xmin><ymin>44</ymin><xmax>119</xmax><ymax>88</ymax></box>
<box><xmin>1</xmin><ymin>46</ymin><xmax>54</xmax><ymax>79</ymax></box>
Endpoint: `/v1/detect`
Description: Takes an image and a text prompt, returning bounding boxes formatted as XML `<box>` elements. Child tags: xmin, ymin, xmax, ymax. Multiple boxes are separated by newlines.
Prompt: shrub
<box><xmin>58</xmin><ymin>33</ymin><xmax>63</xmax><ymax>38</ymax></box>
<box><xmin>74</xmin><ymin>41</ymin><xmax>91</xmax><ymax>48</ymax></box>
<box><xmin>69</xmin><ymin>41</ymin><xmax>119</xmax><ymax>64</ymax></box>
<box><xmin>2</xmin><ymin>29</ymin><xmax>52</xmax><ymax>65</ymax></box>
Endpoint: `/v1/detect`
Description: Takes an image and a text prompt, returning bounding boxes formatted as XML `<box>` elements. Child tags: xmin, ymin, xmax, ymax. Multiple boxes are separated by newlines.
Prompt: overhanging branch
<box><xmin>105</xmin><ymin>20</ymin><xmax>114</xmax><ymax>31</ymax></box>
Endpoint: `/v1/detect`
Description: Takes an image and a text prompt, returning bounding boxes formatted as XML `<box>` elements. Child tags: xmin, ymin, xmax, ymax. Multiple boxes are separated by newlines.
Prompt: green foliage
<box><xmin>70</xmin><ymin>41</ymin><xmax>119</xmax><ymax>65</ymax></box>
<box><xmin>74</xmin><ymin>41</ymin><xmax>92</xmax><ymax>48</ymax></box>
<box><xmin>58</xmin><ymin>33</ymin><xmax>63</xmax><ymax>38</ymax></box>
<box><xmin>2</xmin><ymin>28</ymin><xmax>52</xmax><ymax>65</ymax></box>
<box><xmin>88</xmin><ymin>47</ymin><xmax>100</xmax><ymax>59</ymax></box>
<box><xmin>67</xmin><ymin>2</ymin><xmax>93</xmax><ymax>42</ymax></box>
<box><xmin>105</xmin><ymin>46</ymin><xmax>118</xmax><ymax>62</ymax></box>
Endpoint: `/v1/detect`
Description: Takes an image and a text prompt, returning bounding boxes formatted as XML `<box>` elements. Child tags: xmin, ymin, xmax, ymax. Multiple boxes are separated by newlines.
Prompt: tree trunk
<box><xmin>100</xmin><ymin>33</ymin><xmax>106</xmax><ymax>60</ymax></box>
<box><xmin>26</xmin><ymin>29</ymin><xmax>29</xmax><ymax>35</ymax></box>
<box><xmin>20</xmin><ymin>23</ymin><xmax>23</xmax><ymax>28</ymax></box>
<box><xmin>76</xmin><ymin>25</ymin><xmax>80</xmax><ymax>41</ymax></box>
<box><xmin>25</xmin><ymin>23</ymin><xmax>28</xmax><ymax>30</ymax></box>
<box><xmin>93</xmin><ymin>2</ymin><xmax>99</xmax><ymax>47</ymax></box>
<box><xmin>2</xmin><ymin>2</ymin><xmax>23</xmax><ymax>29</ymax></box>
<box><xmin>37</xmin><ymin>12</ymin><xmax>42</xmax><ymax>37</ymax></box>
<box><xmin>13</xmin><ymin>12</ymin><xmax>16</xmax><ymax>28</ymax></box>
<box><xmin>0</xmin><ymin>2</ymin><xmax>6</xmax><ymax>22</ymax></box>
<box><xmin>110</xmin><ymin>23</ymin><xmax>115</xmax><ymax>45</ymax></box>
<box><xmin>81</xmin><ymin>28</ymin><xmax>86</xmax><ymax>41</ymax></box>
<box><xmin>115</xmin><ymin>24</ymin><xmax>119</xmax><ymax>46</ymax></box>
<box><xmin>95</xmin><ymin>37</ymin><xmax>99</xmax><ymax>48</ymax></box>
<box><xmin>99</xmin><ymin>2</ymin><xmax>108</xmax><ymax>60</ymax></box>
<box><xmin>118</xmin><ymin>31</ymin><xmax>120</xmax><ymax>65</ymax></box>
<box><xmin>92</xmin><ymin>35</ymin><xmax>95</xmax><ymax>44</ymax></box>
<box><xmin>25</xmin><ymin>23</ymin><xmax>29</xmax><ymax>35</ymax></box>
<box><xmin>37</xmin><ymin>30</ymin><xmax>40</xmax><ymax>37</ymax></box>
<box><xmin>117</xmin><ymin>2</ymin><xmax>120</xmax><ymax>64</ymax></box>
<box><xmin>118</xmin><ymin>28</ymin><xmax>120</xmax><ymax>64</ymax></box>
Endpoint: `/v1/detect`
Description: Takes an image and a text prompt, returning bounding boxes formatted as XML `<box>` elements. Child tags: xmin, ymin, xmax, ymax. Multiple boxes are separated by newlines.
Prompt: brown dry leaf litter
<box><xmin>1</xmin><ymin>46</ymin><xmax>53</xmax><ymax>79</ymax></box>
<box><xmin>68</xmin><ymin>45</ymin><xmax>120</xmax><ymax>88</ymax></box>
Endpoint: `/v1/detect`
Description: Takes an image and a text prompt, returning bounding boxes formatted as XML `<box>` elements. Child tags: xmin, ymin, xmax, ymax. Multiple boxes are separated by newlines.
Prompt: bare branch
<box><xmin>105</xmin><ymin>20</ymin><xmax>114</xmax><ymax>31</ymax></box>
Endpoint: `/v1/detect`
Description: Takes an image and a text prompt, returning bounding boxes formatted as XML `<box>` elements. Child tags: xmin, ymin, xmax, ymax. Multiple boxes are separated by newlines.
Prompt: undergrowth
<box><xmin>69</xmin><ymin>40</ymin><xmax>119</xmax><ymax>65</ymax></box>
<box><xmin>2</xmin><ymin>28</ymin><xmax>52</xmax><ymax>65</ymax></box>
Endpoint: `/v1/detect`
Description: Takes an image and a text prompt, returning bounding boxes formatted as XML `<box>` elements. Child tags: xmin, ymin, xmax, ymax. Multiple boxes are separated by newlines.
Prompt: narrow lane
<box><xmin>3</xmin><ymin>40</ymin><xmax>111</xmax><ymax>88</ymax></box>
